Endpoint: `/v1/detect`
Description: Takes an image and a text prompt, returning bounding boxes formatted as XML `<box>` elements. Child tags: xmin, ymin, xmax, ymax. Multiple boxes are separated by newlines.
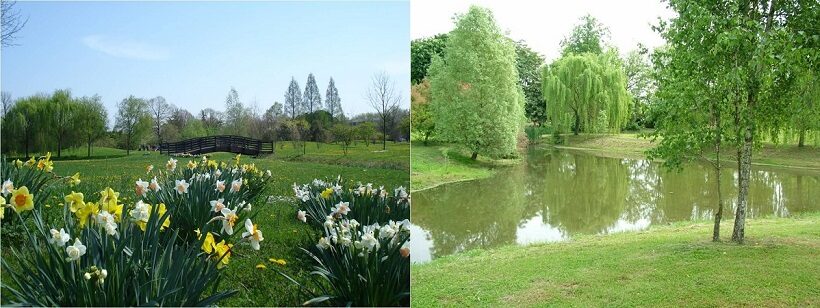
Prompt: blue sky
<box><xmin>1</xmin><ymin>1</ymin><xmax>410</xmax><ymax>124</ymax></box>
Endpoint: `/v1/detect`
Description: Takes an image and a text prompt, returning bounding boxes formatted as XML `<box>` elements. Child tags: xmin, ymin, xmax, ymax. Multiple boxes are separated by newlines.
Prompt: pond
<box><xmin>409</xmin><ymin>147</ymin><xmax>819</xmax><ymax>263</ymax></box>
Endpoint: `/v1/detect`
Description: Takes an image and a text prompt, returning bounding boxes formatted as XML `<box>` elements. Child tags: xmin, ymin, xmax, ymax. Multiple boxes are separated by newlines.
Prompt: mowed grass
<box><xmin>410</xmin><ymin>144</ymin><xmax>518</xmax><ymax>192</ymax></box>
<box><xmin>273</xmin><ymin>141</ymin><xmax>410</xmax><ymax>171</ymax></box>
<box><xmin>412</xmin><ymin>214</ymin><xmax>820</xmax><ymax>307</ymax></box>
<box><xmin>29</xmin><ymin>149</ymin><xmax>409</xmax><ymax>306</ymax></box>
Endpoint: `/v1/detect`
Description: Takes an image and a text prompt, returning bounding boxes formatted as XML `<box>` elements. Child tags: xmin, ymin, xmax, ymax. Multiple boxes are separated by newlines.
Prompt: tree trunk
<box><xmin>798</xmin><ymin>129</ymin><xmax>806</xmax><ymax>147</ymax></box>
<box><xmin>471</xmin><ymin>152</ymin><xmax>478</xmax><ymax>160</ymax></box>
<box><xmin>87</xmin><ymin>136</ymin><xmax>92</xmax><ymax>157</ymax></box>
<box><xmin>712</xmin><ymin>108</ymin><xmax>723</xmax><ymax>242</ymax></box>
<box><xmin>573</xmin><ymin>111</ymin><xmax>580</xmax><ymax>135</ymax></box>
<box><xmin>732</xmin><ymin>125</ymin><xmax>752</xmax><ymax>243</ymax></box>
<box><xmin>57</xmin><ymin>135</ymin><xmax>62</xmax><ymax>158</ymax></box>
<box><xmin>126</xmin><ymin>133</ymin><xmax>131</xmax><ymax>156</ymax></box>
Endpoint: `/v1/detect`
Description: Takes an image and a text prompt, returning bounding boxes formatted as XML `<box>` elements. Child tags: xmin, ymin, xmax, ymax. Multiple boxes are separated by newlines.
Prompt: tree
<box><xmin>262</xmin><ymin>102</ymin><xmax>284</xmax><ymax>143</ymax></box>
<box><xmin>623</xmin><ymin>46</ymin><xmax>656</xmax><ymax>129</ymax></box>
<box><xmin>410</xmin><ymin>33</ymin><xmax>448</xmax><ymax>83</ymax></box>
<box><xmin>50</xmin><ymin>89</ymin><xmax>78</xmax><ymax>158</ymax></box>
<box><xmin>356</xmin><ymin>121</ymin><xmax>377</xmax><ymax>146</ymax></box>
<box><xmin>1</xmin><ymin>91</ymin><xmax>12</xmax><ymax>117</ymax></box>
<box><xmin>199</xmin><ymin>108</ymin><xmax>223</xmax><ymax>135</ymax></box>
<box><xmin>304</xmin><ymin>110</ymin><xmax>332</xmax><ymax>145</ymax></box>
<box><xmin>114</xmin><ymin>95</ymin><xmax>150</xmax><ymax>155</ymax></box>
<box><xmin>325</xmin><ymin>77</ymin><xmax>343</xmax><ymax>120</ymax></box>
<box><xmin>284</xmin><ymin>77</ymin><xmax>302</xmax><ymax>119</ymax></box>
<box><xmin>223</xmin><ymin>87</ymin><xmax>248</xmax><ymax>136</ymax></box>
<box><xmin>1</xmin><ymin>1</ymin><xmax>27</xmax><ymax>47</ymax></box>
<box><xmin>365</xmin><ymin>71</ymin><xmax>401</xmax><ymax>151</ymax></box>
<box><xmin>560</xmin><ymin>14</ymin><xmax>610</xmax><ymax>56</ymax></box>
<box><xmin>2</xmin><ymin>94</ymin><xmax>46</xmax><ymax>157</ymax></box>
<box><xmin>147</xmin><ymin>96</ymin><xmax>174</xmax><ymax>145</ymax></box>
<box><xmin>542</xmin><ymin>52</ymin><xmax>630</xmax><ymax>135</ymax></box>
<box><xmin>651</xmin><ymin>0</ymin><xmax>815</xmax><ymax>243</ymax></box>
<box><xmin>429</xmin><ymin>6</ymin><xmax>524</xmax><ymax>160</ymax></box>
<box><xmin>303</xmin><ymin>73</ymin><xmax>322</xmax><ymax>114</ymax></box>
<box><xmin>516</xmin><ymin>41</ymin><xmax>546</xmax><ymax>126</ymax></box>
<box><xmin>331</xmin><ymin>122</ymin><xmax>355</xmax><ymax>155</ymax></box>
<box><xmin>410</xmin><ymin>79</ymin><xmax>435</xmax><ymax>145</ymax></box>
<box><xmin>75</xmin><ymin>95</ymin><xmax>108</xmax><ymax>157</ymax></box>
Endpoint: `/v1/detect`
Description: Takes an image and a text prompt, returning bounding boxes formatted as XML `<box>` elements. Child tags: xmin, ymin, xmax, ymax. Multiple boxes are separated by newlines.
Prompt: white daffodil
<box><xmin>220</xmin><ymin>207</ymin><xmax>239</xmax><ymax>235</ymax></box>
<box><xmin>66</xmin><ymin>238</ymin><xmax>87</xmax><ymax>261</ymax></box>
<box><xmin>210</xmin><ymin>198</ymin><xmax>225</xmax><ymax>213</ymax></box>
<box><xmin>395</xmin><ymin>186</ymin><xmax>408</xmax><ymax>199</ymax></box>
<box><xmin>318</xmin><ymin>237</ymin><xmax>331</xmax><ymax>249</ymax></box>
<box><xmin>332</xmin><ymin>201</ymin><xmax>351</xmax><ymax>216</ymax></box>
<box><xmin>332</xmin><ymin>183</ymin><xmax>343</xmax><ymax>194</ymax></box>
<box><xmin>215</xmin><ymin>180</ymin><xmax>226</xmax><ymax>193</ymax></box>
<box><xmin>359</xmin><ymin>231</ymin><xmax>379</xmax><ymax>252</ymax></box>
<box><xmin>96</xmin><ymin>210</ymin><xmax>119</xmax><ymax>238</ymax></box>
<box><xmin>296</xmin><ymin>210</ymin><xmax>307</xmax><ymax>223</ymax></box>
<box><xmin>324</xmin><ymin>215</ymin><xmax>334</xmax><ymax>228</ymax></box>
<box><xmin>135</xmin><ymin>178</ymin><xmax>149</xmax><ymax>197</ymax></box>
<box><xmin>129</xmin><ymin>200</ymin><xmax>150</xmax><ymax>222</ymax></box>
<box><xmin>175</xmin><ymin>179</ymin><xmax>190</xmax><ymax>194</ymax></box>
<box><xmin>265</xmin><ymin>170</ymin><xmax>271</xmax><ymax>177</ymax></box>
<box><xmin>214</xmin><ymin>169</ymin><xmax>222</xmax><ymax>178</ymax></box>
<box><xmin>49</xmin><ymin>228</ymin><xmax>70</xmax><ymax>246</ymax></box>
<box><xmin>149</xmin><ymin>177</ymin><xmax>162</xmax><ymax>192</ymax></box>
<box><xmin>166</xmin><ymin>158</ymin><xmax>178</xmax><ymax>171</ymax></box>
<box><xmin>230</xmin><ymin>179</ymin><xmax>242</xmax><ymax>193</ymax></box>
<box><xmin>1</xmin><ymin>179</ymin><xmax>13</xmax><ymax>195</ymax></box>
<box><xmin>241</xmin><ymin>219</ymin><xmax>264</xmax><ymax>250</ymax></box>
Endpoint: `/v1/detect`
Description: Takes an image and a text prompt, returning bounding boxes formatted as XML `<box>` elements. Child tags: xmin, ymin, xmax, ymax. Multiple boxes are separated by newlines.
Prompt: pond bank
<box><xmin>411</xmin><ymin>213</ymin><xmax>820</xmax><ymax>307</ymax></box>
<box><xmin>410</xmin><ymin>144</ymin><xmax>519</xmax><ymax>191</ymax></box>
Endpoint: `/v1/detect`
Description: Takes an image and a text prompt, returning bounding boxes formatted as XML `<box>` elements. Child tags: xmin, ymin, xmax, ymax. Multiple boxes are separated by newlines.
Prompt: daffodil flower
<box><xmin>49</xmin><ymin>228</ymin><xmax>70</xmax><ymax>246</ymax></box>
<box><xmin>146</xmin><ymin>164</ymin><xmax>154</xmax><ymax>174</ymax></box>
<box><xmin>149</xmin><ymin>177</ymin><xmax>161</xmax><ymax>192</ymax></box>
<box><xmin>75</xmin><ymin>202</ymin><xmax>99</xmax><ymax>228</ymax></box>
<box><xmin>210</xmin><ymin>198</ymin><xmax>225</xmax><ymax>213</ymax></box>
<box><xmin>175</xmin><ymin>179</ymin><xmax>190</xmax><ymax>194</ymax></box>
<box><xmin>187</xmin><ymin>160</ymin><xmax>197</xmax><ymax>170</ymax></box>
<box><xmin>214</xmin><ymin>169</ymin><xmax>223</xmax><ymax>178</ymax></box>
<box><xmin>201</xmin><ymin>231</ymin><xmax>216</xmax><ymax>254</ymax></box>
<box><xmin>220</xmin><ymin>207</ymin><xmax>238</xmax><ymax>235</ymax></box>
<box><xmin>135</xmin><ymin>179</ymin><xmax>149</xmax><ymax>197</ymax></box>
<box><xmin>296</xmin><ymin>210</ymin><xmax>307</xmax><ymax>223</ymax></box>
<box><xmin>213</xmin><ymin>240</ymin><xmax>233</xmax><ymax>268</ymax></box>
<box><xmin>65</xmin><ymin>238</ymin><xmax>86</xmax><ymax>261</ymax></box>
<box><xmin>230</xmin><ymin>179</ymin><xmax>242</xmax><ymax>193</ymax></box>
<box><xmin>241</xmin><ymin>219</ymin><xmax>263</xmax><ymax>250</ymax></box>
<box><xmin>166</xmin><ymin>158</ymin><xmax>178</xmax><ymax>171</ymax></box>
<box><xmin>215</xmin><ymin>180</ymin><xmax>226</xmax><ymax>193</ymax></box>
<box><xmin>332</xmin><ymin>201</ymin><xmax>351</xmax><ymax>216</ymax></box>
<box><xmin>2</xmin><ymin>179</ymin><xmax>14</xmax><ymax>195</ymax></box>
<box><xmin>10</xmin><ymin>186</ymin><xmax>34</xmax><ymax>213</ymax></box>
<box><xmin>68</xmin><ymin>173</ymin><xmax>81</xmax><ymax>186</ymax></box>
<box><xmin>65</xmin><ymin>191</ymin><xmax>85</xmax><ymax>213</ymax></box>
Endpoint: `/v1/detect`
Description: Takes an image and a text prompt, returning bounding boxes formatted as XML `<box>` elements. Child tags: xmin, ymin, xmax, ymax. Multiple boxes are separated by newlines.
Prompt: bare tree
<box><xmin>2</xmin><ymin>1</ymin><xmax>28</xmax><ymax>47</ymax></box>
<box><xmin>365</xmin><ymin>71</ymin><xmax>401</xmax><ymax>150</ymax></box>
<box><xmin>147</xmin><ymin>96</ymin><xmax>174</xmax><ymax>145</ymax></box>
<box><xmin>1</xmin><ymin>91</ymin><xmax>13</xmax><ymax>117</ymax></box>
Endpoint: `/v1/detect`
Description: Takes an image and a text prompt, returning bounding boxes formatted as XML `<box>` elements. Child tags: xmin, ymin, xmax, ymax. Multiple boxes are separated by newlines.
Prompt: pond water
<box><xmin>409</xmin><ymin>147</ymin><xmax>819</xmax><ymax>263</ymax></box>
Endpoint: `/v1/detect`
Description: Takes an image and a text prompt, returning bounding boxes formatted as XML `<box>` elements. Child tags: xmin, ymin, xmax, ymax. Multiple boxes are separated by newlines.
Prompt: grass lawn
<box><xmin>6</xmin><ymin>148</ymin><xmax>409</xmax><ymax>306</ymax></box>
<box><xmin>553</xmin><ymin>133</ymin><xmax>820</xmax><ymax>170</ymax></box>
<box><xmin>410</xmin><ymin>143</ymin><xmax>518</xmax><ymax>192</ymax></box>
<box><xmin>272</xmin><ymin>141</ymin><xmax>410</xmax><ymax>171</ymax></box>
<box><xmin>412</xmin><ymin>214</ymin><xmax>820</xmax><ymax>307</ymax></box>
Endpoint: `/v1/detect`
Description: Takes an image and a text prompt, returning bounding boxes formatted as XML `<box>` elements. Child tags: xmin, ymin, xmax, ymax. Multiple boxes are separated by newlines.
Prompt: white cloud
<box><xmin>411</xmin><ymin>0</ymin><xmax>676</xmax><ymax>62</ymax></box>
<box><xmin>82</xmin><ymin>35</ymin><xmax>170</xmax><ymax>60</ymax></box>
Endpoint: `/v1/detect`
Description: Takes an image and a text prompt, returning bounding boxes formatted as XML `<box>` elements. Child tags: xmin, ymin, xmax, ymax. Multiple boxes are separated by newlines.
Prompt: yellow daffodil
<box><xmin>255</xmin><ymin>263</ymin><xmax>267</xmax><ymax>269</ymax></box>
<box><xmin>233</xmin><ymin>154</ymin><xmax>241</xmax><ymax>166</ymax></box>
<box><xmin>0</xmin><ymin>196</ymin><xmax>5</xmax><ymax>219</ymax></box>
<box><xmin>68</xmin><ymin>172</ymin><xmax>81</xmax><ymax>186</ymax></box>
<box><xmin>75</xmin><ymin>201</ymin><xmax>99</xmax><ymax>228</ymax></box>
<box><xmin>213</xmin><ymin>240</ymin><xmax>233</xmax><ymax>268</ymax></box>
<box><xmin>10</xmin><ymin>186</ymin><xmax>34</xmax><ymax>213</ymax></box>
<box><xmin>65</xmin><ymin>191</ymin><xmax>85</xmax><ymax>213</ymax></box>
<box><xmin>13</xmin><ymin>159</ymin><xmax>23</xmax><ymax>168</ymax></box>
<box><xmin>99</xmin><ymin>187</ymin><xmax>120</xmax><ymax>208</ymax></box>
<box><xmin>146</xmin><ymin>165</ymin><xmax>154</xmax><ymax>174</ymax></box>
<box><xmin>201</xmin><ymin>232</ymin><xmax>216</xmax><ymax>254</ymax></box>
<box><xmin>37</xmin><ymin>152</ymin><xmax>54</xmax><ymax>172</ymax></box>
<box><xmin>187</xmin><ymin>160</ymin><xmax>197</xmax><ymax>170</ymax></box>
<box><xmin>207</xmin><ymin>160</ymin><xmax>218</xmax><ymax>169</ymax></box>
<box><xmin>320</xmin><ymin>187</ymin><xmax>334</xmax><ymax>199</ymax></box>
<box><xmin>25</xmin><ymin>156</ymin><xmax>36</xmax><ymax>167</ymax></box>
<box><xmin>134</xmin><ymin>202</ymin><xmax>170</xmax><ymax>231</ymax></box>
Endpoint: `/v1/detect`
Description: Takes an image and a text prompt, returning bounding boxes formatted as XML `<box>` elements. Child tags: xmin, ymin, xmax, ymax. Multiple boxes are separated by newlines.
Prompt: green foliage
<box><xmin>410</xmin><ymin>79</ymin><xmax>435</xmax><ymax>145</ymax></box>
<box><xmin>623</xmin><ymin>46</ymin><xmax>656</xmax><ymax>129</ymax></box>
<box><xmin>293</xmin><ymin>179</ymin><xmax>410</xmax><ymax>229</ymax></box>
<box><xmin>325</xmin><ymin>77</ymin><xmax>343</xmax><ymax>120</ymax></box>
<box><xmin>303</xmin><ymin>73</ymin><xmax>322</xmax><ymax>114</ymax></box>
<box><xmin>560</xmin><ymin>14</ymin><xmax>611</xmax><ymax>56</ymax></box>
<box><xmin>516</xmin><ymin>41</ymin><xmax>547</xmax><ymax>126</ymax></box>
<box><xmin>410</xmin><ymin>33</ymin><xmax>448</xmax><ymax>84</ymax></box>
<box><xmin>542</xmin><ymin>52</ymin><xmax>631</xmax><ymax>135</ymax></box>
<box><xmin>429</xmin><ymin>5</ymin><xmax>525</xmax><ymax>159</ymax></box>
<box><xmin>114</xmin><ymin>96</ymin><xmax>151</xmax><ymax>154</ymax></box>
<box><xmin>356</xmin><ymin>121</ymin><xmax>378</xmax><ymax>146</ymax></box>
<box><xmin>331</xmin><ymin>123</ymin><xmax>356</xmax><ymax>155</ymax></box>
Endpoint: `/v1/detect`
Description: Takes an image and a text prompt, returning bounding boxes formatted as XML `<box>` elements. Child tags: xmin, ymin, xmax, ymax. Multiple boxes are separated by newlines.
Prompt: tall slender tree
<box><xmin>366</xmin><ymin>71</ymin><xmax>401</xmax><ymax>150</ymax></box>
<box><xmin>284</xmin><ymin>77</ymin><xmax>302</xmax><ymax>119</ymax></box>
<box><xmin>303</xmin><ymin>73</ymin><xmax>322</xmax><ymax>114</ymax></box>
<box><xmin>325</xmin><ymin>77</ymin><xmax>343</xmax><ymax>120</ymax></box>
<box><xmin>429</xmin><ymin>5</ymin><xmax>524</xmax><ymax>160</ymax></box>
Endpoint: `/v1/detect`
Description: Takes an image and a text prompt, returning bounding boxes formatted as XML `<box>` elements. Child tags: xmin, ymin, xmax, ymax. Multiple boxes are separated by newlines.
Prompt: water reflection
<box><xmin>411</xmin><ymin>148</ymin><xmax>819</xmax><ymax>263</ymax></box>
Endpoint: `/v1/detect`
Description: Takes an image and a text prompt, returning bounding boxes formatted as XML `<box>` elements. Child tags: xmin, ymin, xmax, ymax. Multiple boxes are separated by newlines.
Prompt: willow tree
<box><xmin>542</xmin><ymin>53</ymin><xmax>630</xmax><ymax>135</ymax></box>
<box><xmin>429</xmin><ymin>5</ymin><xmax>524</xmax><ymax>160</ymax></box>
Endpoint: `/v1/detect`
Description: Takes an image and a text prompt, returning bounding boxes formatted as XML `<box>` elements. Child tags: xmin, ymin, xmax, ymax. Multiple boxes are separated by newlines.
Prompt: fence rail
<box><xmin>159</xmin><ymin>135</ymin><xmax>274</xmax><ymax>156</ymax></box>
